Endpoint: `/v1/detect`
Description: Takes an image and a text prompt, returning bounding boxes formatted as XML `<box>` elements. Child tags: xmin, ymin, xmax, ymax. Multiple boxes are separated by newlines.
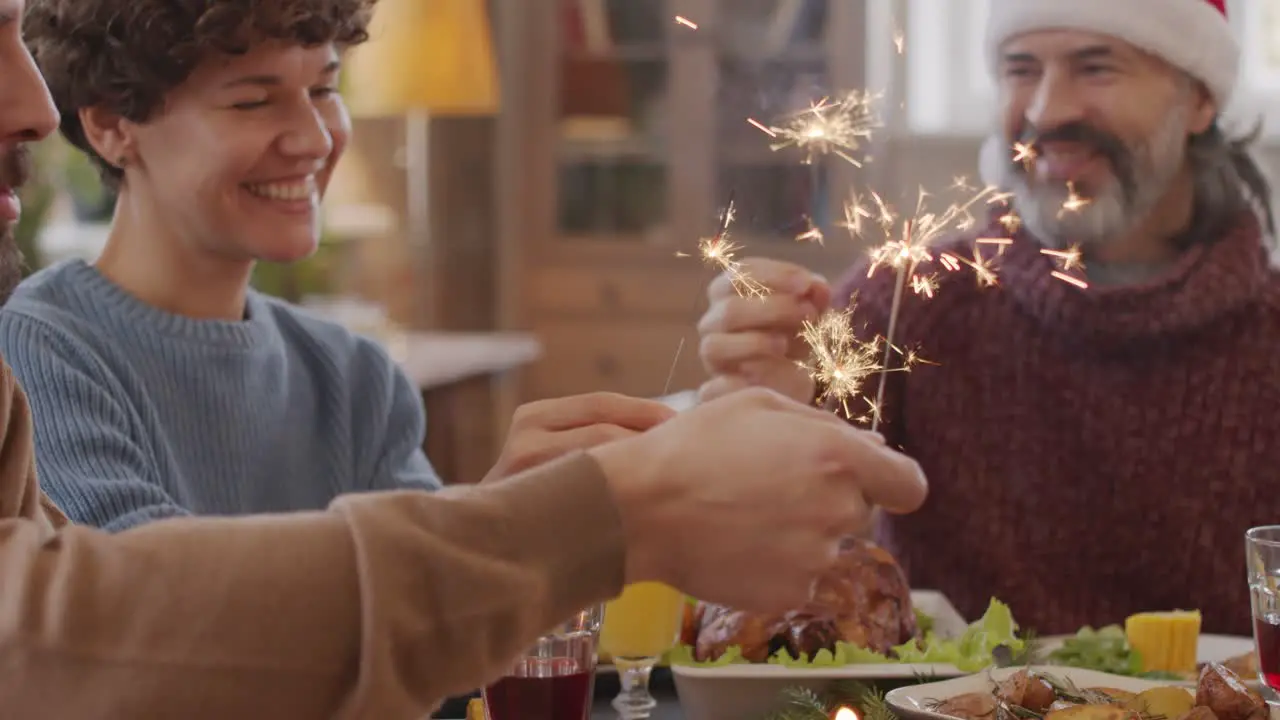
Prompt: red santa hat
<box><xmin>984</xmin><ymin>0</ymin><xmax>1239</xmax><ymax>106</ymax></box>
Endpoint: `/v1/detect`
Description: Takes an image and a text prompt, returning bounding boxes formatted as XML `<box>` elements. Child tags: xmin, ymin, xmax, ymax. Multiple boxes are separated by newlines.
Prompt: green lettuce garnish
<box><xmin>893</xmin><ymin>599</ymin><xmax>1023</xmax><ymax>672</ymax></box>
<box><xmin>767</xmin><ymin>642</ymin><xmax>893</xmax><ymax>668</ymax></box>
<box><xmin>1045</xmin><ymin>625</ymin><xmax>1183</xmax><ymax>680</ymax></box>
<box><xmin>665</xmin><ymin>643</ymin><xmax>750</xmax><ymax>666</ymax></box>
<box><xmin>666</xmin><ymin>597</ymin><xmax>1022</xmax><ymax>670</ymax></box>
<box><xmin>915</xmin><ymin>608</ymin><xmax>935</xmax><ymax>636</ymax></box>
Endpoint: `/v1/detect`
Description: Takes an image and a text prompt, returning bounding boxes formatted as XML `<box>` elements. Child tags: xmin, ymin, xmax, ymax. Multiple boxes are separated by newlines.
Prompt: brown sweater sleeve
<box><xmin>0</xmin><ymin>359</ymin><xmax>59</xmax><ymax>532</ymax></box>
<box><xmin>0</xmin><ymin>444</ymin><xmax>626</xmax><ymax>719</ymax></box>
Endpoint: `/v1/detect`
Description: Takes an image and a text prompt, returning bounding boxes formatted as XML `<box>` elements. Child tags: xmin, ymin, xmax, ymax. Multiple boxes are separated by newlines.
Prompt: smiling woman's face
<box><xmin>95</xmin><ymin>40</ymin><xmax>351</xmax><ymax>264</ymax></box>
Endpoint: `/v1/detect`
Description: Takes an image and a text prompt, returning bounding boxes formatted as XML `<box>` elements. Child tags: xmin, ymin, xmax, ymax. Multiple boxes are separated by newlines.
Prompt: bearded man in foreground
<box><xmin>699</xmin><ymin>0</ymin><xmax>1280</xmax><ymax>635</ymax></box>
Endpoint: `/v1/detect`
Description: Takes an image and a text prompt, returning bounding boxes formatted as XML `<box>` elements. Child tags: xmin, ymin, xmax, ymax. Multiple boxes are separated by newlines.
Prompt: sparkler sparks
<box><xmin>674</xmin><ymin>15</ymin><xmax>698</xmax><ymax>30</ymax></box>
<box><xmin>848</xmin><ymin>182</ymin><xmax>1008</xmax><ymax>294</ymax></box>
<box><xmin>799</xmin><ymin>306</ymin><xmax>917</xmax><ymax>422</ymax></box>
<box><xmin>837</xmin><ymin>181</ymin><xmax>1013</xmax><ymax>430</ymax></box>
<box><xmin>748</xmin><ymin>91</ymin><xmax>881</xmax><ymax>166</ymax></box>
<box><xmin>676</xmin><ymin>197</ymin><xmax>768</xmax><ymax>298</ymax></box>
<box><xmin>1058</xmin><ymin>181</ymin><xmax>1091</xmax><ymax>217</ymax></box>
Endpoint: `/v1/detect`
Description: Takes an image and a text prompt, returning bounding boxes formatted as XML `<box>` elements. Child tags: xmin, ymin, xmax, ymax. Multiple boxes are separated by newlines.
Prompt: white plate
<box><xmin>885</xmin><ymin>666</ymin><xmax>1186</xmax><ymax>720</ymax></box>
<box><xmin>672</xmin><ymin>590</ymin><xmax>970</xmax><ymax>720</ymax></box>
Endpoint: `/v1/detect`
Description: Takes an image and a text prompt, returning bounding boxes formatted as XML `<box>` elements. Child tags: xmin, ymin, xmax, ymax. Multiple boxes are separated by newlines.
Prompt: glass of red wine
<box><xmin>1247</xmin><ymin>526</ymin><xmax>1280</xmax><ymax>696</ymax></box>
<box><xmin>483</xmin><ymin>605</ymin><xmax>603</xmax><ymax>720</ymax></box>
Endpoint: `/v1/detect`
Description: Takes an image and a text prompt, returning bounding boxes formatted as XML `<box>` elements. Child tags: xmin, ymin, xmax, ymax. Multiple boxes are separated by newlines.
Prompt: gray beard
<box><xmin>984</xmin><ymin>107</ymin><xmax>1190</xmax><ymax>254</ymax></box>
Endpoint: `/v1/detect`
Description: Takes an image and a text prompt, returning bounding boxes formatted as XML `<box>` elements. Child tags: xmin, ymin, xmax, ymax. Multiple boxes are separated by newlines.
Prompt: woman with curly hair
<box><xmin>0</xmin><ymin>0</ymin><xmax>660</xmax><ymax>529</ymax></box>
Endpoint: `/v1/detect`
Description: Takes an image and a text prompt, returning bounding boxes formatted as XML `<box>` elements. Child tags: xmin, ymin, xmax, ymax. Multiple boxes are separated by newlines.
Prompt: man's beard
<box><xmin>992</xmin><ymin>109</ymin><xmax>1188</xmax><ymax>251</ymax></box>
<box><xmin>0</xmin><ymin>146</ymin><xmax>31</xmax><ymax>305</ymax></box>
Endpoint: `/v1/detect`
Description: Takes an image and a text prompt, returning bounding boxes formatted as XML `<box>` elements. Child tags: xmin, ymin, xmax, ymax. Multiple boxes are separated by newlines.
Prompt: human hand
<box><xmin>698</xmin><ymin>258</ymin><xmax>831</xmax><ymax>404</ymax></box>
<box><xmin>590</xmin><ymin>388</ymin><xmax>926</xmax><ymax>614</ymax></box>
<box><xmin>484</xmin><ymin>393</ymin><xmax>675</xmax><ymax>483</ymax></box>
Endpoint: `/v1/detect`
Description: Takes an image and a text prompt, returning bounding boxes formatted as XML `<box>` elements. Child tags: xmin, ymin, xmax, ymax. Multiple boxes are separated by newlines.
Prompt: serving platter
<box><xmin>884</xmin><ymin>666</ymin><xmax>1180</xmax><ymax>720</ymax></box>
<box><xmin>672</xmin><ymin>590</ymin><xmax>968</xmax><ymax>720</ymax></box>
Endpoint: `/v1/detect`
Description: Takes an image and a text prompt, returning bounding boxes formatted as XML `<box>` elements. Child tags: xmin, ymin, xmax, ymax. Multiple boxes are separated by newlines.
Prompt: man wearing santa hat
<box><xmin>699</xmin><ymin>0</ymin><xmax>1280</xmax><ymax>635</ymax></box>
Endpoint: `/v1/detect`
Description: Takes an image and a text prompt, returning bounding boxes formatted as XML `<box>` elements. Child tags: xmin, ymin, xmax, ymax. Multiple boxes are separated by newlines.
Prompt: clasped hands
<box><xmin>480</xmin><ymin>258</ymin><xmax>922</xmax><ymax>614</ymax></box>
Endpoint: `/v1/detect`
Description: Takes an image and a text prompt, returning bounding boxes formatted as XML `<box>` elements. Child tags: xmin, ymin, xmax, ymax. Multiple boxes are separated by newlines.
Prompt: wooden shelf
<box><xmin>498</xmin><ymin>0</ymin><xmax>867</xmax><ymax>401</ymax></box>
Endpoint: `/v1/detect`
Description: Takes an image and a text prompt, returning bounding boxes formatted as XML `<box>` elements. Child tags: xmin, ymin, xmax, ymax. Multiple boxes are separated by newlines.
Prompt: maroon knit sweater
<box><xmin>835</xmin><ymin>211</ymin><xmax>1280</xmax><ymax>637</ymax></box>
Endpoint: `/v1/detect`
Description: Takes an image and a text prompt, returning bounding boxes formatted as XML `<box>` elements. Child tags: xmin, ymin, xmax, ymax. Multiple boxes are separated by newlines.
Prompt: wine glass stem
<box><xmin>612</xmin><ymin>657</ymin><xmax>658</xmax><ymax>719</ymax></box>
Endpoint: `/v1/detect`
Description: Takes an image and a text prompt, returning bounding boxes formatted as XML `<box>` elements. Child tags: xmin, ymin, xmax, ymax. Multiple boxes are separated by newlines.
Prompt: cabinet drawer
<box><xmin>530</xmin><ymin>267</ymin><xmax>709</xmax><ymax>318</ymax></box>
<box><xmin>527</xmin><ymin>321</ymin><xmax>707</xmax><ymax>399</ymax></box>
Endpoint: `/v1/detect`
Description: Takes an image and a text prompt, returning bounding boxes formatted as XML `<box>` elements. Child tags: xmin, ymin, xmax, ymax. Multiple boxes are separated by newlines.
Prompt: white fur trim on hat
<box><xmin>985</xmin><ymin>0</ymin><xmax>1239</xmax><ymax>106</ymax></box>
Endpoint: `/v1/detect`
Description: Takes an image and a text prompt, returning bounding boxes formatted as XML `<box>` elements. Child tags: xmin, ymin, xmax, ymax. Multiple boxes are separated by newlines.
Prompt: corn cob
<box><xmin>1125</xmin><ymin>610</ymin><xmax>1201</xmax><ymax>673</ymax></box>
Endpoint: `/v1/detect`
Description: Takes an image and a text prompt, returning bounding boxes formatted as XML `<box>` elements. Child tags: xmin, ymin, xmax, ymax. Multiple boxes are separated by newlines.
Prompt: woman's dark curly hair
<box><xmin>24</xmin><ymin>0</ymin><xmax>378</xmax><ymax>186</ymax></box>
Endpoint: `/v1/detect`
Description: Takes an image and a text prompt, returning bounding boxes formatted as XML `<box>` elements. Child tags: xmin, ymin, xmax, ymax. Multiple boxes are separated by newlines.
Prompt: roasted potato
<box><xmin>930</xmin><ymin>692</ymin><xmax>998</xmax><ymax>720</ymax></box>
<box><xmin>1176</xmin><ymin>707</ymin><xmax>1220</xmax><ymax>720</ymax></box>
<box><xmin>1217</xmin><ymin>653</ymin><xmax>1259</xmax><ymax>680</ymax></box>
<box><xmin>1196</xmin><ymin>663</ymin><xmax>1267</xmax><ymax>720</ymax></box>
<box><xmin>1044</xmin><ymin>704</ymin><xmax>1139</xmax><ymax>720</ymax></box>
<box><xmin>994</xmin><ymin>670</ymin><xmax>1057</xmax><ymax>713</ymax></box>
<box><xmin>1124</xmin><ymin>686</ymin><xmax>1196</xmax><ymax>719</ymax></box>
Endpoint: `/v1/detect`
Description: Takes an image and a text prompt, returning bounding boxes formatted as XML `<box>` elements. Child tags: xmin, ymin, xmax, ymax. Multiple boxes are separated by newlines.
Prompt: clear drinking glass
<box><xmin>598</xmin><ymin>583</ymin><xmax>687</xmax><ymax>719</ymax></box>
<box><xmin>1246</xmin><ymin>526</ymin><xmax>1280</xmax><ymax>696</ymax></box>
<box><xmin>483</xmin><ymin>605</ymin><xmax>603</xmax><ymax>720</ymax></box>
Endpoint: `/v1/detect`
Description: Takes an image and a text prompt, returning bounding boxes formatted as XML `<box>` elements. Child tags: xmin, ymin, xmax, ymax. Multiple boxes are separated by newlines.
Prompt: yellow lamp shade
<box><xmin>344</xmin><ymin>0</ymin><xmax>500</xmax><ymax>117</ymax></box>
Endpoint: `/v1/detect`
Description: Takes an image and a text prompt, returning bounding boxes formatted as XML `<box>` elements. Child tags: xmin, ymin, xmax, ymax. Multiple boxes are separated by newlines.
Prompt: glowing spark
<box><xmin>752</xmin><ymin>90</ymin><xmax>881</xmax><ymax>166</ymax></box>
<box><xmin>1040</xmin><ymin>245</ymin><xmax>1084</xmax><ymax>271</ymax></box>
<box><xmin>893</xmin><ymin>30</ymin><xmax>905</xmax><ymax>54</ymax></box>
<box><xmin>675</xmin><ymin>199</ymin><xmax>768</xmax><ymax>298</ymax></box>
<box><xmin>1059</xmin><ymin>181</ymin><xmax>1091</xmax><ymax>216</ymax></box>
<box><xmin>846</xmin><ymin>184</ymin><xmax>1005</xmax><ymax>297</ymax></box>
<box><xmin>1012</xmin><ymin>142</ymin><xmax>1037</xmax><ymax>168</ymax></box>
<box><xmin>673</xmin><ymin>15</ymin><xmax>698</xmax><ymax>29</ymax></box>
<box><xmin>799</xmin><ymin>307</ymin><xmax>917</xmax><ymax>421</ymax></box>
<box><xmin>795</xmin><ymin>224</ymin><xmax>825</xmax><ymax>244</ymax></box>
<box><xmin>977</xmin><ymin>235</ymin><xmax>1014</xmax><ymax>257</ymax></box>
<box><xmin>996</xmin><ymin>211</ymin><xmax>1022</xmax><ymax>234</ymax></box>
<box><xmin>987</xmin><ymin>189</ymin><xmax>1016</xmax><ymax>205</ymax></box>
<box><xmin>1051</xmin><ymin>270</ymin><xmax>1089</xmax><ymax>289</ymax></box>
<box><xmin>910</xmin><ymin>274</ymin><xmax>938</xmax><ymax>297</ymax></box>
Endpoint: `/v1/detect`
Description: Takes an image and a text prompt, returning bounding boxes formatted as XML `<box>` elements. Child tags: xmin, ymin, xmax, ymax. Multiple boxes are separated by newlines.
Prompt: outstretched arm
<box><xmin>0</xmin><ymin>449</ymin><xmax>623</xmax><ymax>719</ymax></box>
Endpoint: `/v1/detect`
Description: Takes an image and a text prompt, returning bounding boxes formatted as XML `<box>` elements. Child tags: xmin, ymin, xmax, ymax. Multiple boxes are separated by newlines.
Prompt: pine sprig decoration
<box><xmin>765</xmin><ymin>680</ymin><xmax>901</xmax><ymax>720</ymax></box>
<box><xmin>768</xmin><ymin>687</ymin><xmax>831</xmax><ymax>720</ymax></box>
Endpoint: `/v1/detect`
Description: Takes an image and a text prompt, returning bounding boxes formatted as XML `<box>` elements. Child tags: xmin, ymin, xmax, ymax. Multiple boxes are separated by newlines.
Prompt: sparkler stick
<box><xmin>869</xmin><ymin>265</ymin><xmax>906</xmax><ymax>431</ymax></box>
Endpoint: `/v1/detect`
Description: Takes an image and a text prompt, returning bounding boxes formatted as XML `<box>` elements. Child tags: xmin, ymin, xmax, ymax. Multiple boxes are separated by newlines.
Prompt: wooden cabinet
<box><xmin>497</xmin><ymin>0</ymin><xmax>871</xmax><ymax>403</ymax></box>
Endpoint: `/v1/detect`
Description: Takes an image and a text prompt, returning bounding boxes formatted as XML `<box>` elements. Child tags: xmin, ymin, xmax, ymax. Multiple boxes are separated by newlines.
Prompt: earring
<box><xmin>116</xmin><ymin>155</ymin><xmax>128</xmax><ymax>168</ymax></box>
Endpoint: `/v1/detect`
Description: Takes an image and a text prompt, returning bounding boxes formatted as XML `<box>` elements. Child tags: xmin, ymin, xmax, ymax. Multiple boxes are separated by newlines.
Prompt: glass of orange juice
<box><xmin>598</xmin><ymin>582</ymin><xmax>686</xmax><ymax>719</ymax></box>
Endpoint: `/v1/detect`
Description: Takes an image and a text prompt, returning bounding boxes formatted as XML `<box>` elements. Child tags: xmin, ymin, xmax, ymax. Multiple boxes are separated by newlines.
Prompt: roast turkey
<box><xmin>681</xmin><ymin>538</ymin><xmax>918</xmax><ymax>662</ymax></box>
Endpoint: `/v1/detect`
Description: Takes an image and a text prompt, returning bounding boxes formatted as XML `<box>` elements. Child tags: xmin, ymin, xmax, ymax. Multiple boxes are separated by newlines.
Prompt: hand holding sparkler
<box><xmin>698</xmin><ymin>257</ymin><xmax>830</xmax><ymax>405</ymax></box>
